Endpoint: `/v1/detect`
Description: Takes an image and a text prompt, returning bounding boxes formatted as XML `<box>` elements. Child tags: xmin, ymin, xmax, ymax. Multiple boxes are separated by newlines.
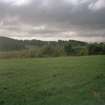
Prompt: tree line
<box><xmin>0</xmin><ymin>37</ymin><xmax>105</xmax><ymax>58</ymax></box>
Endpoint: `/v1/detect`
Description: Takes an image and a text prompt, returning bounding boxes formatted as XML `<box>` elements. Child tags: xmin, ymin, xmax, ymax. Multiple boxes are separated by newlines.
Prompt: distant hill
<box><xmin>0</xmin><ymin>37</ymin><xmax>25</xmax><ymax>51</ymax></box>
<box><xmin>0</xmin><ymin>36</ymin><xmax>88</xmax><ymax>51</ymax></box>
<box><xmin>0</xmin><ymin>36</ymin><xmax>105</xmax><ymax>57</ymax></box>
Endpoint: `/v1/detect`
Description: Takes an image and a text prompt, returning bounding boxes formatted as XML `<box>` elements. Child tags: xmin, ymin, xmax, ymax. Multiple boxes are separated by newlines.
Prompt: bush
<box><xmin>78</xmin><ymin>48</ymin><xmax>89</xmax><ymax>56</ymax></box>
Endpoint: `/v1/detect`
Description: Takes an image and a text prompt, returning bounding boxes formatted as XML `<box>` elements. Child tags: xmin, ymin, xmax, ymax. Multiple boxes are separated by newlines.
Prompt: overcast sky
<box><xmin>0</xmin><ymin>0</ymin><xmax>105</xmax><ymax>42</ymax></box>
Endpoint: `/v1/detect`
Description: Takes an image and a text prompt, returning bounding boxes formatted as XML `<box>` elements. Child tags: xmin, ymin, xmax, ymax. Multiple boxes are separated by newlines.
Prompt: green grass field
<box><xmin>0</xmin><ymin>55</ymin><xmax>105</xmax><ymax>105</ymax></box>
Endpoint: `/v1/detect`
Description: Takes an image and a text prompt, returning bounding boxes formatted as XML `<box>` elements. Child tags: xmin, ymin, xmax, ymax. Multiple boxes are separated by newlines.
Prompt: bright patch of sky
<box><xmin>3</xmin><ymin>0</ymin><xmax>31</xmax><ymax>6</ymax></box>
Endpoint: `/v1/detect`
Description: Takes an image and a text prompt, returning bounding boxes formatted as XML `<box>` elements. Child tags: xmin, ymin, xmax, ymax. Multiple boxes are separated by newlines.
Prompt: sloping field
<box><xmin>0</xmin><ymin>55</ymin><xmax>105</xmax><ymax>105</ymax></box>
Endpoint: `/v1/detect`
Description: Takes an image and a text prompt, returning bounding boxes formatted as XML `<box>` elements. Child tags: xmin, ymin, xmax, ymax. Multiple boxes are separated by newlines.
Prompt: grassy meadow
<box><xmin>0</xmin><ymin>55</ymin><xmax>105</xmax><ymax>105</ymax></box>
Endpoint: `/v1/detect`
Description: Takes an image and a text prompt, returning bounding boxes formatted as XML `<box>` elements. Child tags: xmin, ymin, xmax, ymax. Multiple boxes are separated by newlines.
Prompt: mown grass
<box><xmin>0</xmin><ymin>55</ymin><xmax>105</xmax><ymax>105</ymax></box>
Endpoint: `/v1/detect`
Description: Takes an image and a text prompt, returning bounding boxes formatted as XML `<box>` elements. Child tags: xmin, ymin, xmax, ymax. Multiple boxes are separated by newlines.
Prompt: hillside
<box><xmin>0</xmin><ymin>37</ymin><xmax>25</xmax><ymax>51</ymax></box>
<box><xmin>0</xmin><ymin>37</ymin><xmax>88</xmax><ymax>51</ymax></box>
<box><xmin>0</xmin><ymin>37</ymin><xmax>105</xmax><ymax>57</ymax></box>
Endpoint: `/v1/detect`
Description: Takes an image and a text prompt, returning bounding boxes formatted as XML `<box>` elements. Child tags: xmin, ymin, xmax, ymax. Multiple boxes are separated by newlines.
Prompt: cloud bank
<box><xmin>0</xmin><ymin>0</ymin><xmax>105</xmax><ymax>42</ymax></box>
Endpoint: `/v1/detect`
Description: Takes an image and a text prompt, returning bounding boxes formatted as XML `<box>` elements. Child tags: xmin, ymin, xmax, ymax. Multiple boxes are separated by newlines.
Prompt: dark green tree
<box><xmin>64</xmin><ymin>44</ymin><xmax>74</xmax><ymax>55</ymax></box>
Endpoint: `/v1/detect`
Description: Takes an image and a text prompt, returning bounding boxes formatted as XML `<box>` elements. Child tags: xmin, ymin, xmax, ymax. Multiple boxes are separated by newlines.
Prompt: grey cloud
<box><xmin>0</xmin><ymin>0</ymin><xmax>105</xmax><ymax>42</ymax></box>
